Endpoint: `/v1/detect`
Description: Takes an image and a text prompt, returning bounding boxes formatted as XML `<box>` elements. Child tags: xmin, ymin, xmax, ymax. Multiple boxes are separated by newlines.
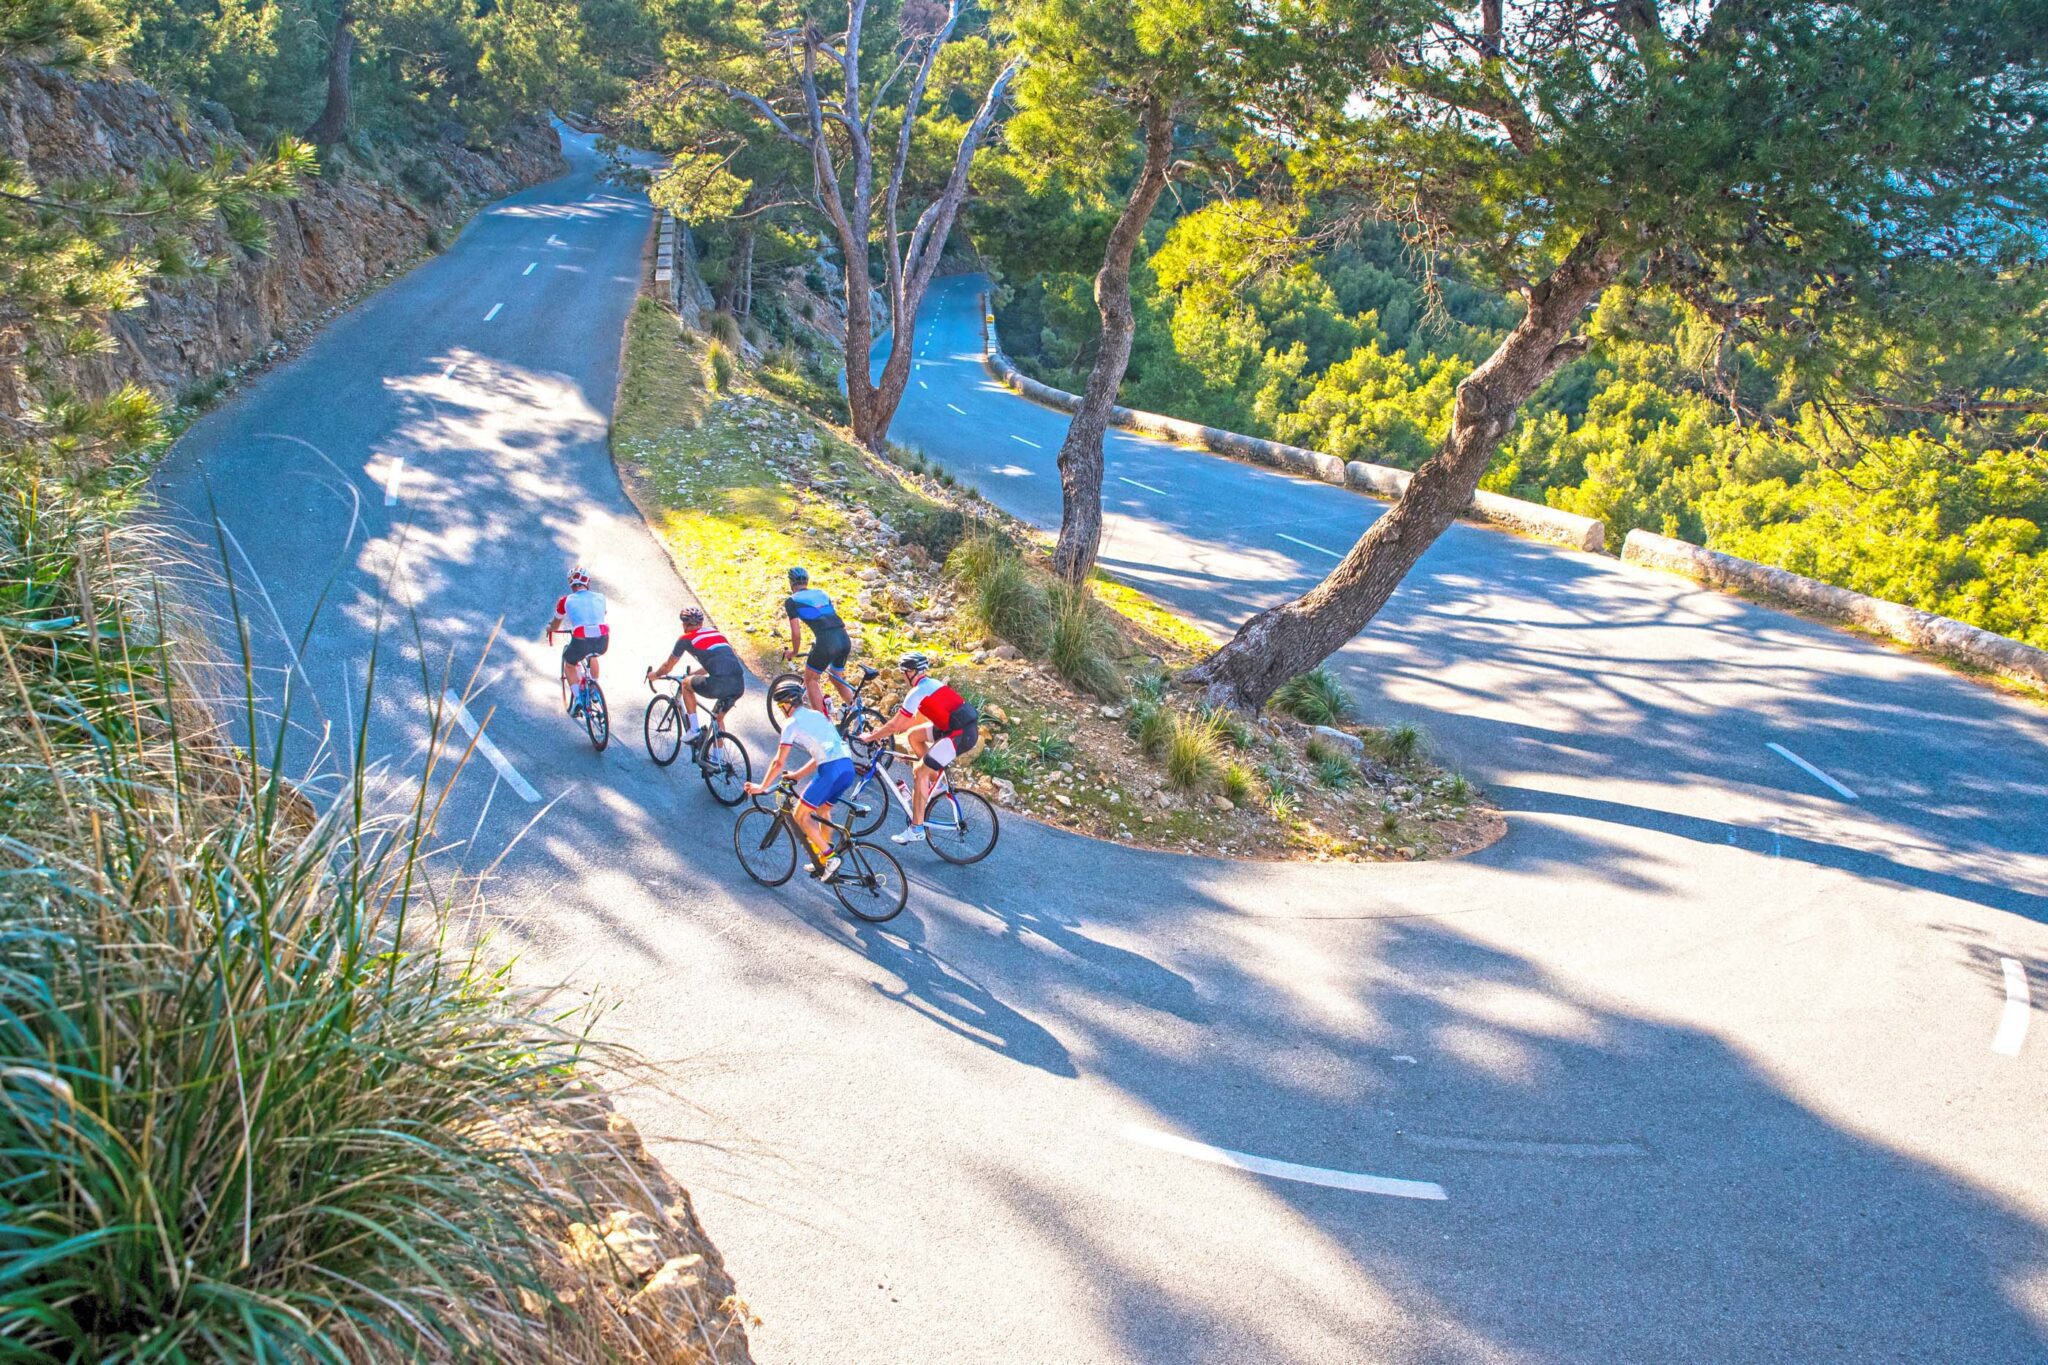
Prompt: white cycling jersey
<box><xmin>558</xmin><ymin>588</ymin><xmax>609</xmax><ymax>638</ymax></box>
<box><xmin>779</xmin><ymin>707</ymin><xmax>851</xmax><ymax>767</ymax></box>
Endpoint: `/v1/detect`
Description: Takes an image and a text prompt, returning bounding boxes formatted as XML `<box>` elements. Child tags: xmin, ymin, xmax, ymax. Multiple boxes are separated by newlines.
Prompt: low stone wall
<box><xmin>980</xmin><ymin>299</ymin><xmax>1605</xmax><ymax>553</ymax></box>
<box><xmin>1622</xmin><ymin>529</ymin><xmax>2048</xmax><ymax>688</ymax></box>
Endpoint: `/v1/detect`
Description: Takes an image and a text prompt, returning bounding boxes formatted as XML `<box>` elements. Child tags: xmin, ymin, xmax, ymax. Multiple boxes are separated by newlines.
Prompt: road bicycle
<box><xmin>733</xmin><ymin>777</ymin><xmax>908</xmax><ymax>922</ymax></box>
<box><xmin>550</xmin><ymin>633</ymin><xmax>609</xmax><ymax>751</ymax></box>
<box><xmin>644</xmin><ymin>669</ymin><xmax>751</xmax><ymax>806</ymax></box>
<box><xmin>840</xmin><ymin>743</ymin><xmax>999</xmax><ymax>864</ymax></box>
<box><xmin>765</xmin><ymin>661</ymin><xmax>886</xmax><ymax>759</ymax></box>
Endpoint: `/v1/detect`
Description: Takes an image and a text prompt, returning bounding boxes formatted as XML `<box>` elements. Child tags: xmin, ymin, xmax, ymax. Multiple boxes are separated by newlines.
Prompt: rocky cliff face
<box><xmin>0</xmin><ymin>59</ymin><xmax>563</xmax><ymax>413</ymax></box>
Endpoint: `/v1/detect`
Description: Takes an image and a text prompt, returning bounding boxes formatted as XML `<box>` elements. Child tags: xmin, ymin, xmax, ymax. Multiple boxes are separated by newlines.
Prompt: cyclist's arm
<box><xmin>748</xmin><ymin>742</ymin><xmax>793</xmax><ymax>794</ymax></box>
<box><xmin>863</xmin><ymin>709</ymin><xmax>915</xmax><ymax>743</ymax></box>
<box><xmin>648</xmin><ymin>641</ymin><xmax>684</xmax><ymax>681</ymax></box>
<box><xmin>786</xmin><ymin>616</ymin><xmax>804</xmax><ymax>656</ymax></box>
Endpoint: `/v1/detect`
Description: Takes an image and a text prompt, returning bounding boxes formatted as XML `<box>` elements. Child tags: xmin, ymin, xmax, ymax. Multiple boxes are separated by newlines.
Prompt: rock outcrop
<box><xmin>0</xmin><ymin>58</ymin><xmax>563</xmax><ymax>414</ymax></box>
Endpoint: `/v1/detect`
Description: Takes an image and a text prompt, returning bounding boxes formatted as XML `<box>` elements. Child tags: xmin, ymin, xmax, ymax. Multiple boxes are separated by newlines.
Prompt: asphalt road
<box><xmin>157</xmin><ymin>132</ymin><xmax>2048</xmax><ymax>1363</ymax></box>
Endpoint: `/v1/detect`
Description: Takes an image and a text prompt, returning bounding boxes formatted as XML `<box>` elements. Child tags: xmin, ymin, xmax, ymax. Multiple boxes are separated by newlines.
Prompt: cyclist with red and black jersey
<box><xmin>545</xmin><ymin>567</ymin><xmax>609</xmax><ymax>709</ymax></box>
<box><xmin>647</xmin><ymin>606</ymin><xmax>745</xmax><ymax>746</ymax></box>
<box><xmin>859</xmin><ymin>652</ymin><xmax>979</xmax><ymax>846</ymax></box>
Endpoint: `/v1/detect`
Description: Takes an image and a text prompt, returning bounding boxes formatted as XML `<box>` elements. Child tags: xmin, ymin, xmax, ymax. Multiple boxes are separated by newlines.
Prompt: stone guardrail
<box><xmin>1622</xmin><ymin>528</ymin><xmax>2048</xmax><ymax>688</ymax></box>
<box><xmin>977</xmin><ymin>296</ymin><xmax>1606</xmax><ymax>554</ymax></box>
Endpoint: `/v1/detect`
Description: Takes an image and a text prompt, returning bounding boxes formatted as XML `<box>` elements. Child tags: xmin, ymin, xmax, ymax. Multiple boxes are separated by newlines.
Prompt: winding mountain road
<box><xmin>157</xmin><ymin>131</ymin><xmax>2048</xmax><ymax>1363</ymax></box>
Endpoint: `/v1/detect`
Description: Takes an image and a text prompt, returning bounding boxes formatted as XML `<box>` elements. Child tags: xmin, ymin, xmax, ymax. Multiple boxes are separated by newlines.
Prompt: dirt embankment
<box><xmin>0</xmin><ymin>58</ymin><xmax>563</xmax><ymax>414</ymax></box>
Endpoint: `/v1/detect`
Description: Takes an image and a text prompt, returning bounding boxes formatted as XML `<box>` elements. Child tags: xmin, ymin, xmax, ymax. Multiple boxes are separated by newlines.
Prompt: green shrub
<box><xmin>963</xmin><ymin>553</ymin><xmax>1049</xmax><ymax>654</ymax></box>
<box><xmin>1448</xmin><ymin>773</ymin><xmax>1471</xmax><ymax>804</ymax></box>
<box><xmin>1314</xmin><ymin>752</ymin><xmax>1359</xmax><ymax>788</ymax></box>
<box><xmin>897</xmin><ymin>503</ymin><xmax>968</xmax><ymax>561</ymax></box>
<box><xmin>1133</xmin><ymin>700</ymin><xmax>1173</xmax><ymax>758</ymax></box>
<box><xmin>1273</xmin><ymin>666</ymin><xmax>1353</xmax><ymax>725</ymax></box>
<box><xmin>0</xmin><ymin>488</ymin><xmax>615</xmax><ymax>1360</ymax></box>
<box><xmin>1025</xmin><ymin>729</ymin><xmax>1076</xmax><ymax>765</ymax></box>
<box><xmin>1164</xmin><ymin>710</ymin><xmax>1223</xmax><ymax>791</ymax></box>
<box><xmin>946</xmin><ymin>527</ymin><xmax>1015</xmax><ymax>584</ymax></box>
<box><xmin>972</xmin><ymin>741</ymin><xmax>1029</xmax><ymax>780</ymax></box>
<box><xmin>1381</xmin><ymin>810</ymin><xmax>1401</xmax><ymax>834</ymax></box>
<box><xmin>1202</xmin><ymin>703</ymin><xmax>1254</xmax><ymax>750</ymax></box>
<box><xmin>1372</xmin><ymin>722</ymin><xmax>1422</xmax><ymax>764</ymax></box>
<box><xmin>708</xmin><ymin>339</ymin><xmax>734</xmax><ymax>392</ymax></box>
<box><xmin>1267</xmin><ymin>790</ymin><xmax>1300</xmax><ymax>822</ymax></box>
<box><xmin>1221</xmin><ymin>761</ymin><xmax>1258</xmax><ymax>806</ymax></box>
<box><xmin>1132</xmin><ymin>671</ymin><xmax>1169</xmax><ymax>701</ymax></box>
<box><xmin>1047</xmin><ymin>581</ymin><xmax>1124</xmax><ymax>701</ymax></box>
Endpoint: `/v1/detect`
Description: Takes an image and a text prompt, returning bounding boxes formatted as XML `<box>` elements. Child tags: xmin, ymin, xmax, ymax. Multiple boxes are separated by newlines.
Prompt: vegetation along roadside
<box><xmin>612</xmin><ymin>296</ymin><xmax>1502</xmax><ymax>862</ymax></box>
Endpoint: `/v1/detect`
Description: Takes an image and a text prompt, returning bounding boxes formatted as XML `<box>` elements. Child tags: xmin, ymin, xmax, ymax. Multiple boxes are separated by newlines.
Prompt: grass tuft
<box><xmin>1221</xmin><ymin>761</ymin><xmax>1258</xmax><ymax>806</ymax></box>
<box><xmin>1024</xmin><ymin>729</ymin><xmax>1076</xmax><ymax>765</ymax></box>
<box><xmin>1272</xmin><ymin>666</ymin><xmax>1353</xmax><ymax>726</ymax></box>
<box><xmin>707</xmin><ymin>338</ymin><xmax>734</xmax><ymax>391</ymax></box>
<box><xmin>972</xmin><ymin>741</ymin><xmax>1029</xmax><ymax>781</ymax></box>
<box><xmin>1047</xmin><ymin>581</ymin><xmax>1124</xmax><ymax>701</ymax></box>
<box><xmin>1372</xmin><ymin>722</ymin><xmax>1422</xmax><ymax>765</ymax></box>
<box><xmin>1164</xmin><ymin>709</ymin><xmax>1224</xmax><ymax>792</ymax></box>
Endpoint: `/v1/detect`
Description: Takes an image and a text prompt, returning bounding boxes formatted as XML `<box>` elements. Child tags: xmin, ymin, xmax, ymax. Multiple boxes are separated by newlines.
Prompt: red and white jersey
<box><xmin>555</xmin><ymin>589</ymin><xmax>610</xmax><ymax>638</ymax></box>
<box><xmin>899</xmin><ymin>676</ymin><xmax>970</xmax><ymax>733</ymax></box>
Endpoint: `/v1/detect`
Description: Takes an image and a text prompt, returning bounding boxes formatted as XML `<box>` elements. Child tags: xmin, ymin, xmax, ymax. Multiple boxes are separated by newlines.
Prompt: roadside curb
<box><xmin>976</xmin><ymin>294</ymin><xmax>1606</xmax><ymax>554</ymax></box>
<box><xmin>1622</xmin><ymin>528</ymin><xmax>2048</xmax><ymax>689</ymax></box>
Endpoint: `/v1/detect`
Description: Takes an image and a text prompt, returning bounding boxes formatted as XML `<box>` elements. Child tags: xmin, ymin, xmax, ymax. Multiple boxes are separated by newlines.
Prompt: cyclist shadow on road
<box><xmin>777</xmin><ymin>890</ymin><xmax>1079</xmax><ymax>1078</ymax></box>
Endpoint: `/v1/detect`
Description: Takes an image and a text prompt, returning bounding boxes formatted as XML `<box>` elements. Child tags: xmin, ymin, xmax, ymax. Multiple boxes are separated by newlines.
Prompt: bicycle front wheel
<box><xmin>927</xmin><ymin>789</ymin><xmax>999</xmax><ymax>864</ymax></box>
<box><xmin>733</xmin><ymin>808</ymin><xmax>797</xmax><ymax>886</ymax></box>
<box><xmin>764</xmin><ymin>671</ymin><xmax>806</xmax><ymax>726</ymax></box>
<box><xmin>583</xmin><ymin>681</ymin><xmax>610</xmax><ymax>751</ymax></box>
<box><xmin>833</xmin><ymin>841</ymin><xmax>908</xmax><ymax>922</ymax></box>
<box><xmin>841</xmin><ymin>704</ymin><xmax>884</xmax><ymax>761</ymax></box>
<box><xmin>700</xmin><ymin>733</ymin><xmax>751</xmax><ymax>807</ymax></box>
<box><xmin>644</xmin><ymin>694</ymin><xmax>684</xmax><ymax>766</ymax></box>
<box><xmin>843</xmin><ymin>771</ymin><xmax>890</xmax><ymax>838</ymax></box>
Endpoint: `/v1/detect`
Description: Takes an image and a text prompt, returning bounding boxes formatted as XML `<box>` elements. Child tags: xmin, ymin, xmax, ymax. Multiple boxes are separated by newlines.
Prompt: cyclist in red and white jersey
<box><xmin>545</xmin><ymin>567</ymin><xmax>610</xmax><ymax>706</ymax></box>
<box><xmin>859</xmin><ymin>652</ymin><xmax>979</xmax><ymax>845</ymax></box>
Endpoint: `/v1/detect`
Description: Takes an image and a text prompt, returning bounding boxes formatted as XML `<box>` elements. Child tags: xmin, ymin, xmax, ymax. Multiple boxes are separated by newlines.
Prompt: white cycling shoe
<box><xmin>891</xmin><ymin>825</ymin><xmax>927</xmax><ymax>845</ymax></box>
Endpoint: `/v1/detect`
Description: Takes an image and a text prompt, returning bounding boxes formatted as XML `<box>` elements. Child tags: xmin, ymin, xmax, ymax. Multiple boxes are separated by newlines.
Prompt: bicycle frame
<box><xmin>852</xmin><ymin>744</ymin><xmax>953</xmax><ymax>820</ymax></box>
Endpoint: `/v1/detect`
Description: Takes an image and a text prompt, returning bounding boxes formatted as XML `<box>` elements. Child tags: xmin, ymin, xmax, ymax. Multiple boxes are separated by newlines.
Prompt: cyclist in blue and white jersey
<box><xmin>782</xmin><ymin>566</ymin><xmax>856</xmax><ymax>716</ymax></box>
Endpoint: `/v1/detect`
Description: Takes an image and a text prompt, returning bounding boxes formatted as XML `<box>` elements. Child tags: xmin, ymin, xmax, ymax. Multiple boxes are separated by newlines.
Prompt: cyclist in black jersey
<box><xmin>782</xmin><ymin>566</ymin><xmax>856</xmax><ymax>715</ymax></box>
<box><xmin>648</xmin><ymin>606</ymin><xmax>745</xmax><ymax>743</ymax></box>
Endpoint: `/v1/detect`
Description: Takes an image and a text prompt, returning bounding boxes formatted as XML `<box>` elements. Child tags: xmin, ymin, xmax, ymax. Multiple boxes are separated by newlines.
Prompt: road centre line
<box><xmin>484</xmin><ymin>302</ymin><xmax>504</xmax><ymax>322</ymax></box>
<box><xmin>1766</xmin><ymin>741</ymin><xmax>1859</xmax><ymax>801</ymax></box>
<box><xmin>919</xmin><ymin>380</ymin><xmax>928</xmax><ymax>389</ymax></box>
<box><xmin>1400</xmin><ymin>1132</ymin><xmax>1650</xmax><ymax>1159</ymax></box>
<box><xmin>1119</xmin><ymin>476</ymin><xmax>1168</xmax><ymax>496</ymax></box>
<box><xmin>523</xmin><ymin>262</ymin><xmax>537</xmax><ymax>276</ymax></box>
<box><xmin>1122</xmin><ymin>1124</ymin><xmax>1446</xmax><ymax>1201</ymax></box>
<box><xmin>1994</xmin><ymin>957</ymin><xmax>2031</xmax><ymax>1056</ymax></box>
<box><xmin>1011</xmin><ymin>435</ymin><xmax>1040</xmax><ymax>448</ymax></box>
<box><xmin>441</xmin><ymin>691</ymin><xmax>540</xmax><ymax>803</ymax></box>
<box><xmin>947</xmin><ymin>402</ymin><xmax>966</xmax><ymax>414</ymax></box>
<box><xmin>1276</xmin><ymin>531</ymin><xmax>1345</xmax><ymax>560</ymax></box>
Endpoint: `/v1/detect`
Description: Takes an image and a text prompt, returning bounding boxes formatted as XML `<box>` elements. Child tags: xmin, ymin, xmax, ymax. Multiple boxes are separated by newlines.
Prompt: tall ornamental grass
<box><xmin>0</xmin><ymin>483</ymin><xmax>638</xmax><ymax>1362</ymax></box>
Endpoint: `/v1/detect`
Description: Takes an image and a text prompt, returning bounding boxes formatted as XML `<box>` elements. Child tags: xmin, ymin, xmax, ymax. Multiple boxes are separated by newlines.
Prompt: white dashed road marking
<box><xmin>1276</xmin><ymin>532</ymin><xmax>1344</xmax><ymax>560</ymax></box>
<box><xmin>1766</xmin><ymin>741</ymin><xmax>1859</xmax><ymax>801</ymax></box>
<box><xmin>1011</xmin><ymin>435</ymin><xmax>1040</xmax><ymax>448</ymax></box>
<box><xmin>1123</xmin><ymin>1125</ymin><xmax>1446</xmax><ymax>1202</ymax></box>
<box><xmin>1994</xmin><ymin>957</ymin><xmax>2031</xmax><ymax>1056</ymax></box>
<box><xmin>1119</xmin><ymin>476</ymin><xmax>1168</xmax><ymax>496</ymax></box>
<box><xmin>947</xmin><ymin>403</ymin><xmax>966</xmax><ymax>414</ymax></box>
<box><xmin>442</xmin><ymin>691</ymin><xmax>541</xmax><ymax>803</ymax></box>
<box><xmin>484</xmin><ymin>302</ymin><xmax>504</xmax><ymax>322</ymax></box>
<box><xmin>523</xmin><ymin>262</ymin><xmax>537</xmax><ymax>276</ymax></box>
<box><xmin>381</xmin><ymin>456</ymin><xmax>405</xmax><ymax>506</ymax></box>
<box><xmin>919</xmin><ymin>380</ymin><xmax>928</xmax><ymax>389</ymax></box>
<box><xmin>442</xmin><ymin>361</ymin><xmax>460</xmax><ymax>381</ymax></box>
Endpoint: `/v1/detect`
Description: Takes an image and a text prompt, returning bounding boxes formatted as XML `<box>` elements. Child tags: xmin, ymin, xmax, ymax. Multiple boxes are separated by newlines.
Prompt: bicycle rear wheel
<box><xmin>927</xmin><ymin>789</ymin><xmax>999</xmax><ymax>864</ymax></box>
<box><xmin>700</xmin><ymin>733</ymin><xmax>751</xmax><ymax>807</ymax></box>
<box><xmin>764</xmin><ymin>671</ymin><xmax>806</xmax><ymax>726</ymax></box>
<box><xmin>582</xmin><ymin>680</ymin><xmax>610</xmax><ymax>751</ymax></box>
<box><xmin>644</xmin><ymin>694</ymin><xmax>684</xmax><ymax>766</ymax></box>
<box><xmin>733</xmin><ymin>808</ymin><xmax>797</xmax><ymax>885</ymax></box>
<box><xmin>841</xmin><ymin>704</ymin><xmax>884</xmax><ymax>761</ymax></box>
<box><xmin>833</xmin><ymin>841</ymin><xmax>907</xmax><ymax>922</ymax></box>
<box><xmin>843</xmin><ymin>770</ymin><xmax>890</xmax><ymax>838</ymax></box>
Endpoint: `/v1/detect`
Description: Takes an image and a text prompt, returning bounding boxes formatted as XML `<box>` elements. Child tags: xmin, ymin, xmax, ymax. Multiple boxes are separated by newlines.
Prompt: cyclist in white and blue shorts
<box><xmin>745</xmin><ymin>680</ymin><xmax>857</xmax><ymax>881</ymax></box>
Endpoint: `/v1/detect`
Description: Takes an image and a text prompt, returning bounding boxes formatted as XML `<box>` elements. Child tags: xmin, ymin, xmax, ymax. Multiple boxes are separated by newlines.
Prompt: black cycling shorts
<box><xmin>805</xmin><ymin>630</ymin><xmax>851</xmax><ymax>673</ymax></box>
<box><xmin>562</xmin><ymin>633</ymin><xmax>610</xmax><ymax>666</ymax></box>
<box><xmin>924</xmin><ymin>716</ymin><xmax>979</xmax><ymax>771</ymax></box>
<box><xmin>694</xmin><ymin>670</ymin><xmax>744</xmax><ymax>714</ymax></box>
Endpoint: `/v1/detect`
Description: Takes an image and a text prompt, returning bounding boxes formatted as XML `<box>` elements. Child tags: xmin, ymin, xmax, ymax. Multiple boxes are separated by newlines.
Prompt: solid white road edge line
<box><xmin>947</xmin><ymin>402</ymin><xmax>966</xmax><ymax>414</ymax></box>
<box><xmin>523</xmin><ymin>262</ymin><xmax>537</xmax><ymax>276</ymax></box>
<box><xmin>1277</xmin><ymin>532</ymin><xmax>1344</xmax><ymax>560</ymax></box>
<box><xmin>1011</xmin><ymin>435</ymin><xmax>1040</xmax><ymax>448</ymax></box>
<box><xmin>484</xmin><ymin>302</ymin><xmax>504</xmax><ymax>322</ymax></box>
<box><xmin>1119</xmin><ymin>476</ymin><xmax>1168</xmax><ymax>496</ymax></box>
<box><xmin>1765</xmin><ymin>741</ymin><xmax>1859</xmax><ymax>801</ymax></box>
<box><xmin>1994</xmin><ymin>957</ymin><xmax>2031</xmax><ymax>1056</ymax></box>
<box><xmin>1121</xmin><ymin>1124</ymin><xmax>1446</xmax><ymax>1201</ymax></box>
<box><xmin>382</xmin><ymin>457</ymin><xmax>405</xmax><ymax>507</ymax></box>
<box><xmin>441</xmin><ymin>690</ymin><xmax>541</xmax><ymax>803</ymax></box>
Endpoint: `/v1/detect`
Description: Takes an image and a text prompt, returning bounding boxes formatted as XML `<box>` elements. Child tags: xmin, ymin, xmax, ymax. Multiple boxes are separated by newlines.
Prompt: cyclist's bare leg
<box><xmin>793</xmin><ymin>802</ymin><xmax>833</xmax><ymax>861</ymax></box>
<box><xmin>827</xmin><ymin>668</ymin><xmax>855</xmax><ymax>708</ymax></box>
<box><xmin>911</xmin><ymin>762</ymin><xmax>942</xmax><ymax>825</ymax></box>
<box><xmin>678</xmin><ymin>677</ymin><xmax>702</xmax><ymax>734</ymax></box>
<box><xmin>803</xmin><ymin>667</ymin><xmax>829</xmax><ymax>715</ymax></box>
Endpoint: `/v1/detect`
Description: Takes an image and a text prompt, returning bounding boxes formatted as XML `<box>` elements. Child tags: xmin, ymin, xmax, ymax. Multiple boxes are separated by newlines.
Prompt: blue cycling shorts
<box><xmin>800</xmin><ymin>757</ymin><xmax>857</xmax><ymax>809</ymax></box>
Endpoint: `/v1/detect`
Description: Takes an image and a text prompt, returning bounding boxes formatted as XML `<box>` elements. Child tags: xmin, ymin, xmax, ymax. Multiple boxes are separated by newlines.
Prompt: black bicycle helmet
<box><xmin>771</xmin><ymin>679</ymin><xmax>807</xmax><ymax>709</ymax></box>
<box><xmin>679</xmin><ymin>606</ymin><xmax>704</xmax><ymax>628</ymax></box>
<box><xmin>787</xmin><ymin>566</ymin><xmax>809</xmax><ymax>587</ymax></box>
<box><xmin>898</xmin><ymin>651</ymin><xmax>930</xmax><ymax>673</ymax></box>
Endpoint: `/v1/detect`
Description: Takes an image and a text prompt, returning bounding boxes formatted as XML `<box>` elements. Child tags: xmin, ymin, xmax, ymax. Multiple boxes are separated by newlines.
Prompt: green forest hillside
<box><xmin>990</xmin><ymin>218</ymin><xmax>2048</xmax><ymax>648</ymax></box>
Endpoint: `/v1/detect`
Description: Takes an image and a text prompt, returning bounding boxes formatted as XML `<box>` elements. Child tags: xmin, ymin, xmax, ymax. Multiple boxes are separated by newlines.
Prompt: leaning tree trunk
<box><xmin>716</xmin><ymin>223</ymin><xmax>755</xmax><ymax>316</ymax></box>
<box><xmin>1051</xmin><ymin>97</ymin><xmax>1175</xmax><ymax>584</ymax></box>
<box><xmin>307</xmin><ymin>3</ymin><xmax>355</xmax><ymax>146</ymax></box>
<box><xmin>1183</xmin><ymin>239</ymin><xmax>1622</xmax><ymax>711</ymax></box>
